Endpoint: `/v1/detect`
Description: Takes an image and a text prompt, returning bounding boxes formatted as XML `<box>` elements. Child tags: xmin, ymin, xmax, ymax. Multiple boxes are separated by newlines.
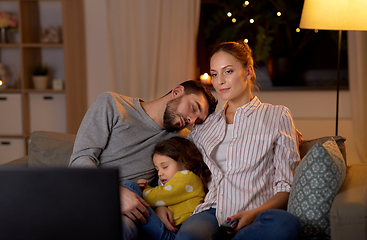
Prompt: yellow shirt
<box><xmin>143</xmin><ymin>170</ymin><xmax>205</xmax><ymax>226</ymax></box>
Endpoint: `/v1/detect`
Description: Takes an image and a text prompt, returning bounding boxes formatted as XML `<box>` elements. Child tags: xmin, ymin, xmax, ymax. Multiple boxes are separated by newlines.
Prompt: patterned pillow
<box><xmin>287</xmin><ymin>138</ymin><xmax>346</xmax><ymax>239</ymax></box>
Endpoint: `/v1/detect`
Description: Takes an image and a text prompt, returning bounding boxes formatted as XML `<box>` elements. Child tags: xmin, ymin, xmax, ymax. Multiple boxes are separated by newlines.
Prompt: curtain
<box><xmin>348</xmin><ymin>31</ymin><xmax>367</xmax><ymax>163</ymax></box>
<box><xmin>106</xmin><ymin>0</ymin><xmax>201</xmax><ymax>101</ymax></box>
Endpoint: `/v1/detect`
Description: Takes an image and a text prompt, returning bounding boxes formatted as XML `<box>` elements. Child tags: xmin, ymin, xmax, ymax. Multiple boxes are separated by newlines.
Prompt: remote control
<box><xmin>220</xmin><ymin>220</ymin><xmax>238</xmax><ymax>231</ymax></box>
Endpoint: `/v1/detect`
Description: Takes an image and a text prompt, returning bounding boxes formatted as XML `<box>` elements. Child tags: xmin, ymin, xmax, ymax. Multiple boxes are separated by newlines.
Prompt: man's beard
<box><xmin>163</xmin><ymin>96</ymin><xmax>186</xmax><ymax>132</ymax></box>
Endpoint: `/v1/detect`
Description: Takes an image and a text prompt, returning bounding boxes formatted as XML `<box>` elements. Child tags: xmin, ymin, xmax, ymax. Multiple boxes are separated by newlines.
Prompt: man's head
<box><xmin>163</xmin><ymin>80</ymin><xmax>218</xmax><ymax>132</ymax></box>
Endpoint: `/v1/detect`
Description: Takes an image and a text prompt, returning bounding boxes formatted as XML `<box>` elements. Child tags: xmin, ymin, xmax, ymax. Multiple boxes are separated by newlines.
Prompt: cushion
<box><xmin>299</xmin><ymin>136</ymin><xmax>347</xmax><ymax>164</ymax></box>
<box><xmin>28</xmin><ymin>131</ymin><xmax>76</xmax><ymax>167</ymax></box>
<box><xmin>288</xmin><ymin>138</ymin><xmax>347</xmax><ymax>240</ymax></box>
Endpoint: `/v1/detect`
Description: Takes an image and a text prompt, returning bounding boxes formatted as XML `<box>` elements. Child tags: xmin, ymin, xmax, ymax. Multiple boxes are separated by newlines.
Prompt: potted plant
<box><xmin>31</xmin><ymin>63</ymin><xmax>49</xmax><ymax>90</ymax></box>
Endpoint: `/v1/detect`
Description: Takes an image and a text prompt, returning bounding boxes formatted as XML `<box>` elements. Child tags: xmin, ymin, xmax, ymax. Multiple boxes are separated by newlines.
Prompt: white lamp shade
<box><xmin>300</xmin><ymin>0</ymin><xmax>367</xmax><ymax>31</ymax></box>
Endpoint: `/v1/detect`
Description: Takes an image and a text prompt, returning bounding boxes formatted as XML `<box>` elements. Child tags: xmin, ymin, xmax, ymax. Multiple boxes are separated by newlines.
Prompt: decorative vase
<box><xmin>0</xmin><ymin>28</ymin><xmax>9</xmax><ymax>43</ymax></box>
<box><xmin>32</xmin><ymin>76</ymin><xmax>48</xmax><ymax>90</ymax></box>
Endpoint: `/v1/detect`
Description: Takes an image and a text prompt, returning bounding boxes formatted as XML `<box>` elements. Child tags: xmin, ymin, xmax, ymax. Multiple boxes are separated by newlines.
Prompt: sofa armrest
<box><xmin>28</xmin><ymin>131</ymin><xmax>76</xmax><ymax>167</ymax></box>
<box><xmin>3</xmin><ymin>156</ymin><xmax>28</xmax><ymax>166</ymax></box>
<box><xmin>330</xmin><ymin>164</ymin><xmax>367</xmax><ymax>240</ymax></box>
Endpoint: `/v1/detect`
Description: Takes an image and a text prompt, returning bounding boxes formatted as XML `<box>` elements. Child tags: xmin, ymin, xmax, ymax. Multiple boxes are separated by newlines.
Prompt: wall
<box><xmin>84</xmin><ymin>0</ymin><xmax>359</xmax><ymax>164</ymax></box>
<box><xmin>84</xmin><ymin>0</ymin><xmax>111</xmax><ymax>105</ymax></box>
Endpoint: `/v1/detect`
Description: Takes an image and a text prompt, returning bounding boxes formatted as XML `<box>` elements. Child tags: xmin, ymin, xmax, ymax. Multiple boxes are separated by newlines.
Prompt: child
<box><xmin>137</xmin><ymin>136</ymin><xmax>211</xmax><ymax>230</ymax></box>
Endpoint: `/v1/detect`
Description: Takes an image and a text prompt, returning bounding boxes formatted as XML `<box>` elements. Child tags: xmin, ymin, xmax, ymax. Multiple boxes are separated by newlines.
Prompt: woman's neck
<box><xmin>225</xmin><ymin>91</ymin><xmax>253</xmax><ymax>124</ymax></box>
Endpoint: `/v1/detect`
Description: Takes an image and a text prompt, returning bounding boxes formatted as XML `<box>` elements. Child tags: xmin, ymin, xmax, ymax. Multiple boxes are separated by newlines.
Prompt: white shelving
<box><xmin>0</xmin><ymin>0</ymin><xmax>87</xmax><ymax>162</ymax></box>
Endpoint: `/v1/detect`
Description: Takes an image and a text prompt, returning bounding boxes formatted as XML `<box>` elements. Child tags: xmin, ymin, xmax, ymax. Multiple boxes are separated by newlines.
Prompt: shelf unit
<box><xmin>0</xmin><ymin>0</ymin><xmax>87</xmax><ymax>163</ymax></box>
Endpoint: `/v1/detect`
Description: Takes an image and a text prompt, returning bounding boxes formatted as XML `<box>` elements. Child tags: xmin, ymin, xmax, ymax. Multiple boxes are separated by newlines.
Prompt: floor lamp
<box><xmin>299</xmin><ymin>0</ymin><xmax>367</xmax><ymax>136</ymax></box>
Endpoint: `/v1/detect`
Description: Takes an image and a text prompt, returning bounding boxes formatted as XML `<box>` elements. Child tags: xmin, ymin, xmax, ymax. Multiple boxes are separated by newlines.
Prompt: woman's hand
<box><xmin>155</xmin><ymin>206</ymin><xmax>178</xmax><ymax>232</ymax></box>
<box><xmin>227</xmin><ymin>209</ymin><xmax>257</xmax><ymax>233</ymax></box>
<box><xmin>228</xmin><ymin>192</ymin><xmax>290</xmax><ymax>233</ymax></box>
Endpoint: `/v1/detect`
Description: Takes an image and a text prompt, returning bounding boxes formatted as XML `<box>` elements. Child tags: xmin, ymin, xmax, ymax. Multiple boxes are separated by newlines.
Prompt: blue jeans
<box><xmin>175</xmin><ymin>208</ymin><xmax>301</xmax><ymax>240</ymax></box>
<box><xmin>121</xmin><ymin>180</ymin><xmax>176</xmax><ymax>240</ymax></box>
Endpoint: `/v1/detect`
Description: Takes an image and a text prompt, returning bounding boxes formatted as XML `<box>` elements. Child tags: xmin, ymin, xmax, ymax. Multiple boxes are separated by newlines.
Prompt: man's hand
<box><xmin>120</xmin><ymin>186</ymin><xmax>150</xmax><ymax>224</ymax></box>
<box><xmin>155</xmin><ymin>206</ymin><xmax>177</xmax><ymax>232</ymax></box>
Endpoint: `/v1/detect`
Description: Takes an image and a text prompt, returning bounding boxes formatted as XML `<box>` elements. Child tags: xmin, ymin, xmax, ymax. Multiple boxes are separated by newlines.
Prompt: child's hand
<box><xmin>137</xmin><ymin>179</ymin><xmax>148</xmax><ymax>191</ymax></box>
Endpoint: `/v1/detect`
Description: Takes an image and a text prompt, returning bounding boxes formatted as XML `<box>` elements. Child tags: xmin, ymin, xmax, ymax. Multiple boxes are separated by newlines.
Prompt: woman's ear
<box><xmin>172</xmin><ymin>85</ymin><xmax>185</xmax><ymax>97</ymax></box>
<box><xmin>246</xmin><ymin>65</ymin><xmax>254</xmax><ymax>80</ymax></box>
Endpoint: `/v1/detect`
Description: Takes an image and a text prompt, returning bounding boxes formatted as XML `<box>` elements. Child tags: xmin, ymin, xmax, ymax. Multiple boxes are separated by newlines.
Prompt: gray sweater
<box><xmin>69</xmin><ymin>92</ymin><xmax>178</xmax><ymax>183</ymax></box>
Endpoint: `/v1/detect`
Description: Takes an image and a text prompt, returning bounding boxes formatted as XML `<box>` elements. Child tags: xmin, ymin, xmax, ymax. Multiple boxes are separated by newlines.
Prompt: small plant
<box><xmin>31</xmin><ymin>64</ymin><xmax>49</xmax><ymax>76</ymax></box>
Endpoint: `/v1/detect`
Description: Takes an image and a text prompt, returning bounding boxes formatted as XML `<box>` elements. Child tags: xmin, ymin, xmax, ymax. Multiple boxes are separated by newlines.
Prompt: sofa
<box><xmin>4</xmin><ymin>131</ymin><xmax>367</xmax><ymax>240</ymax></box>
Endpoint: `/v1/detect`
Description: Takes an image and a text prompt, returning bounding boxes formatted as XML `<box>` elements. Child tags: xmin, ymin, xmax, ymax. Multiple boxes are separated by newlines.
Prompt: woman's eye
<box><xmin>225</xmin><ymin>70</ymin><xmax>233</xmax><ymax>74</ymax></box>
<box><xmin>211</xmin><ymin>73</ymin><xmax>217</xmax><ymax>77</ymax></box>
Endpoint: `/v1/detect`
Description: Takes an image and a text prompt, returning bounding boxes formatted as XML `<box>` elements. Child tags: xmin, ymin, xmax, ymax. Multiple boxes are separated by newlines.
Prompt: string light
<box><xmin>296</xmin><ymin>28</ymin><xmax>301</xmax><ymax>32</ymax></box>
<box><xmin>314</xmin><ymin>29</ymin><xmax>319</xmax><ymax>33</ymax></box>
<box><xmin>249</xmin><ymin>19</ymin><xmax>254</xmax><ymax>24</ymax></box>
<box><xmin>277</xmin><ymin>12</ymin><xmax>281</xmax><ymax>16</ymax></box>
<box><xmin>232</xmin><ymin>18</ymin><xmax>237</xmax><ymax>23</ymax></box>
<box><xmin>227</xmin><ymin>12</ymin><xmax>232</xmax><ymax>17</ymax></box>
<box><xmin>243</xmin><ymin>1</ymin><xmax>250</xmax><ymax>7</ymax></box>
<box><xmin>244</xmin><ymin>39</ymin><xmax>249</xmax><ymax>43</ymax></box>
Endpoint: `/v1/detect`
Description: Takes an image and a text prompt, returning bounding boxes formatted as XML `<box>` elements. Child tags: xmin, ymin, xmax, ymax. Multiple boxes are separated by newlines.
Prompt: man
<box><xmin>69</xmin><ymin>80</ymin><xmax>217</xmax><ymax>239</ymax></box>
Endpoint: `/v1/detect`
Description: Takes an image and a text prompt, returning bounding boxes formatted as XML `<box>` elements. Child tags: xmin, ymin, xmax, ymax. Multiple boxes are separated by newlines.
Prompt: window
<box><xmin>196</xmin><ymin>0</ymin><xmax>348</xmax><ymax>90</ymax></box>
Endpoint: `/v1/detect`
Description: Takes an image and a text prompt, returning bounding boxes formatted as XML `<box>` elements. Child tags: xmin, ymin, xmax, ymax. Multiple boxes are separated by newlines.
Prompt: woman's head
<box><xmin>153</xmin><ymin>137</ymin><xmax>211</xmax><ymax>190</ymax></box>
<box><xmin>210</xmin><ymin>41</ymin><xmax>257</xmax><ymax>102</ymax></box>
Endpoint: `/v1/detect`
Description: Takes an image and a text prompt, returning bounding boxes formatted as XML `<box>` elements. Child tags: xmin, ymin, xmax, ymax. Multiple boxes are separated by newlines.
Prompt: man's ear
<box><xmin>172</xmin><ymin>85</ymin><xmax>185</xmax><ymax>97</ymax></box>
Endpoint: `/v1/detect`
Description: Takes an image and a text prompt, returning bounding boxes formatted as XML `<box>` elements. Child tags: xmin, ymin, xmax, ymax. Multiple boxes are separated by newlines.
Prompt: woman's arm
<box><xmin>227</xmin><ymin>107</ymin><xmax>298</xmax><ymax>228</ymax></box>
<box><xmin>249</xmin><ymin>192</ymin><xmax>289</xmax><ymax>217</ymax></box>
<box><xmin>229</xmin><ymin>192</ymin><xmax>289</xmax><ymax>233</ymax></box>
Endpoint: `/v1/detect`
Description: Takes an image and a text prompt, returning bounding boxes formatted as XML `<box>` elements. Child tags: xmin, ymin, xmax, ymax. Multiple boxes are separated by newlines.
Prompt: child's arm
<box><xmin>137</xmin><ymin>179</ymin><xmax>148</xmax><ymax>192</ymax></box>
<box><xmin>142</xmin><ymin>171</ymin><xmax>204</xmax><ymax>207</ymax></box>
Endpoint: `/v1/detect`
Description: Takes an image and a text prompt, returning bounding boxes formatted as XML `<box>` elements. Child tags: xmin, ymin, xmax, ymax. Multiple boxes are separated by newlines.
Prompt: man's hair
<box><xmin>179</xmin><ymin>80</ymin><xmax>218</xmax><ymax>115</ymax></box>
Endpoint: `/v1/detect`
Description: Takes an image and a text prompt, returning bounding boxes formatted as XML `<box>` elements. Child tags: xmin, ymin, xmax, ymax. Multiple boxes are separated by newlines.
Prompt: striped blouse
<box><xmin>187</xmin><ymin>96</ymin><xmax>300</xmax><ymax>224</ymax></box>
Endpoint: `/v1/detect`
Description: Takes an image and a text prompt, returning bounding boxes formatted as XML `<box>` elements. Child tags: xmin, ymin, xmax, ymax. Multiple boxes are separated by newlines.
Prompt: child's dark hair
<box><xmin>153</xmin><ymin>136</ymin><xmax>211</xmax><ymax>192</ymax></box>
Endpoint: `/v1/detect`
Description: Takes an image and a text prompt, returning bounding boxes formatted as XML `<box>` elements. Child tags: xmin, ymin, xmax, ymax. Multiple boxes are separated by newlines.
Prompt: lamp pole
<box><xmin>335</xmin><ymin>30</ymin><xmax>341</xmax><ymax>136</ymax></box>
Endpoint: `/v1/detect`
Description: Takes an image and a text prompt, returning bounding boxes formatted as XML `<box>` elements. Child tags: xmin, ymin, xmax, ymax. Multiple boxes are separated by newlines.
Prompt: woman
<box><xmin>175</xmin><ymin>41</ymin><xmax>301</xmax><ymax>240</ymax></box>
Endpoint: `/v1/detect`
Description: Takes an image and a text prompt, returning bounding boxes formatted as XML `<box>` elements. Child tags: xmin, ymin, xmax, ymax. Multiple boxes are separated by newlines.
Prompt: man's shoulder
<box><xmin>95</xmin><ymin>92</ymin><xmax>138</xmax><ymax>108</ymax></box>
<box><xmin>97</xmin><ymin>92</ymin><xmax>132</xmax><ymax>101</ymax></box>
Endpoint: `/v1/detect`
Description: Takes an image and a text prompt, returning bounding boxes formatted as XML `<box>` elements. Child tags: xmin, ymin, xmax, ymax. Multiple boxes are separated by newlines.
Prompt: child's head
<box><xmin>152</xmin><ymin>153</ymin><xmax>183</xmax><ymax>185</ymax></box>
<box><xmin>153</xmin><ymin>137</ymin><xmax>211</xmax><ymax>189</ymax></box>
